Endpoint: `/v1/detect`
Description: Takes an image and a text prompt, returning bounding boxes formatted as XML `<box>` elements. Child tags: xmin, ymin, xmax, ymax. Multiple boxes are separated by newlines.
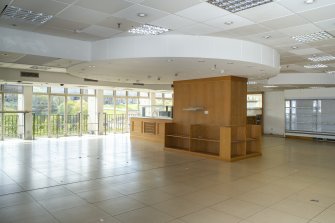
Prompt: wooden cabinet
<box><xmin>130</xmin><ymin>117</ymin><xmax>172</xmax><ymax>143</ymax></box>
<box><xmin>164</xmin><ymin>123</ymin><xmax>261</xmax><ymax>161</ymax></box>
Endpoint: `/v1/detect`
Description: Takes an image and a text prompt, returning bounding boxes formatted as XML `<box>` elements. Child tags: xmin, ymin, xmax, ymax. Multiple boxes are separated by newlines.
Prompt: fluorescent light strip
<box><xmin>2</xmin><ymin>5</ymin><xmax>53</xmax><ymax>24</ymax></box>
<box><xmin>308</xmin><ymin>56</ymin><xmax>335</xmax><ymax>62</ymax></box>
<box><xmin>128</xmin><ymin>24</ymin><xmax>169</xmax><ymax>35</ymax></box>
<box><xmin>292</xmin><ymin>31</ymin><xmax>334</xmax><ymax>43</ymax></box>
<box><xmin>304</xmin><ymin>64</ymin><xmax>328</xmax><ymax>69</ymax></box>
<box><xmin>206</xmin><ymin>0</ymin><xmax>273</xmax><ymax>13</ymax></box>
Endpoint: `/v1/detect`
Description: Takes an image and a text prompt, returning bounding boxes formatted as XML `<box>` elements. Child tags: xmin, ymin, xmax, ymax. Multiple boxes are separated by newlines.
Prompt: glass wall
<box><xmin>285</xmin><ymin>99</ymin><xmax>335</xmax><ymax>135</ymax></box>
<box><xmin>32</xmin><ymin>87</ymin><xmax>97</xmax><ymax>138</ymax></box>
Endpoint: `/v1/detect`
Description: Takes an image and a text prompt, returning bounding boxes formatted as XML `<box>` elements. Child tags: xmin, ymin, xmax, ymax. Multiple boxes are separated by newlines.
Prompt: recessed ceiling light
<box><xmin>88</xmin><ymin>65</ymin><xmax>96</xmax><ymax>68</ymax></box>
<box><xmin>263</xmin><ymin>35</ymin><xmax>271</xmax><ymax>39</ymax></box>
<box><xmin>2</xmin><ymin>5</ymin><xmax>53</xmax><ymax>24</ymax></box>
<box><xmin>137</xmin><ymin>13</ymin><xmax>147</xmax><ymax>17</ymax></box>
<box><xmin>206</xmin><ymin>0</ymin><xmax>273</xmax><ymax>13</ymax></box>
<box><xmin>224</xmin><ymin>21</ymin><xmax>234</xmax><ymax>25</ymax></box>
<box><xmin>308</xmin><ymin>55</ymin><xmax>335</xmax><ymax>62</ymax></box>
<box><xmin>291</xmin><ymin>46</ymin><xmax>299</xmax><ymax>49</ymax></box>
<box><xmin>128</xmin><ymin>24</ymin><xmax>169</xmax><ymax>35</ymax></box>
<box><xmin>292</xmin><ymin>31</ymin><xmax>334</xmax><ymax>43</ymax></box>
<box><xmin>304</xmin><ymin>64</ymin><xmax>328</xmax><ymax>69</ymax></box>
<box><xmin>304</xmin><ymin>0</ymin><xmax>315</xmax><ymax>4</ymax></box>
<box><xmin>247</xmin><ymin>81</ymin><xmax>257</xmax><ymax>85</ymax></box>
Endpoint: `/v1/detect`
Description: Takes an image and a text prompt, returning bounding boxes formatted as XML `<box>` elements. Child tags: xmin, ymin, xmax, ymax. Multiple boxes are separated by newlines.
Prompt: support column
<box><xmin>96</xmin><ymin>89</ymin><xmax>105</xmax><ymax>135</ymax></box>
<box><xmin>23</xmin><ymin>86</ymin><xmax>33</xmax><ymax>140</ymax></box>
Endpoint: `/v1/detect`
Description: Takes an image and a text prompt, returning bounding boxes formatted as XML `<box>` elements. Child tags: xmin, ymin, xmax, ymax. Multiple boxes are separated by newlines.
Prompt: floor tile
<box><xmin>95</xmin><ymin>196</ymin><xmax>146</xmax><ymax>216</ymax></box>
<box><xmin>247</xmin><ymin>208</ymin><xmax>309</xmax><ymax>223</ymax></box>
<box><xmin>180</xmin><ymin>208</ymin><xmax>242</xmax><ymax>223</ymax></box>
<box><xmin>153</xmin><ymin>197</ymin><xmax>206</xmax><ymax>218</ymax></box>
<box><xmin>52</xmin><ymin>204</ymin><xmax>119</xmax><ymax>223</ymax></box>
<box><xmin>211</xmin><ymin>198</ymin><xmax>264</xmax><ymax>218</ymax></box>
<box><xmin>39</xmin><ymin>194</ymin><xmax>87</xmax><ymax>212</ymax></box>
<box><xmin>271</xmin><ymin>198</ymin><xmax>325</xmax><ymax>219</ymax></box>
<box><xmin>128</xmin><ymin>188</ymin><xmax>176</xmax><ymax>205</ymax></box>
<box><xmin>313</xmin><ymin>208</ymin><xmax>335</xmax><ymax>223</ymax></box>
<box><xmin>115</xmin><ymin>206</ymin><xmax>174</xmax><ymax>223</ymax></box>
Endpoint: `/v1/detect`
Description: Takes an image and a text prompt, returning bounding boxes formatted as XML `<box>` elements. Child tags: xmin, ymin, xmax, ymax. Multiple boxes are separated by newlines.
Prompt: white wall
<box><xmin>264</xmin><ymin>91</ymin><xmax>285</xmax><ymax>136</ymax></box>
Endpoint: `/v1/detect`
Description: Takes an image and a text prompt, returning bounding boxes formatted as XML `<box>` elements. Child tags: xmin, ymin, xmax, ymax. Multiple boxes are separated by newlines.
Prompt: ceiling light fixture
<box><xmin>137</xmin><ymin>13</ymin><xmax>147</xmax><ymax>17</ymax></box>
<box><xmin>206</xmin><ymin>0</ymin><xmax>273</xmax><ymax>13</ymax></box>
<box><xmin>304</xmin><ymin>0</ymin><xmax>315</xmax><ymax>4</ymax></box>
<box><xmin>304</xmin><ymin>64</ymin><xmax>328</xmax><ymax>69</ymax></box>
<box><xmin>128</xmin><ymin>24</ymin><xmax>169</xmax><ymax>35</ymax></box>
<box><xmin>263</xmin><ymin>35</ymin><xmax>271</xmax><ymax>39</ymax></box>
<box><xmin>308</xmin><ymin>55</ymin><xmax>335</xmax><ymax>62</ymax></box>
<box><xmin>1</xmin><ymin>5</ymin><xmax>53</xmax><ymax>24</ymax></box>
<box><xmin>88</xmin><ymin>65</ymin><xmax>96</xmax><ymax>68</ymax></box>
<box><xmin>292</xmin><ymin>31</ymin><xmax>334</xmax><ymax>43</ymax></box>
<box><xmin>291</xmin><ymin>46</ymin><xmax>299</xmax><ymax>49</ymax></box>
<box><xmin>263</xmin><ymin>85</ymin><xmax>278</xmax><ymax>88</ymax></box>
<box><xmin>247</xmin><ymin>81</ymin><xmax>257</xmax><ymax>85</ymax></box>
<box><xmin>224</xmin><ymin>21</ymin><xmax>234</xmax><ymax>25</ymax></box>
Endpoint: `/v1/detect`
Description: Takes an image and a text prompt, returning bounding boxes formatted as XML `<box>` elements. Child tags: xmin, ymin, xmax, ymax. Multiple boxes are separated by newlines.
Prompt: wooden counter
<box><xmin>130</xmin><ymin>117</ymin><xmax>172</xmax><ymax>143</ymax></box>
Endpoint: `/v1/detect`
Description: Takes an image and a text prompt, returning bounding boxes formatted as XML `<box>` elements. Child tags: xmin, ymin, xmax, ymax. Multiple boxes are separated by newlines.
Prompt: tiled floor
<box><xmin>0</xmin><ymin>134</ymin><xmax>335</xmax><ymax>223</ymax></box>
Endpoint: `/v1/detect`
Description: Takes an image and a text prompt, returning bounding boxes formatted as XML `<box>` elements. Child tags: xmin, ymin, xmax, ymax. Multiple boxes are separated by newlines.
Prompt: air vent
<box><xmin>20</xmin><ymin>71</ymin><xmax>39</xmax><ymax>78</ymax></box>
<box><xmin>84</xmin><ymin>78</ymin><xmax>98</xmax><ymax>82</ymax></box>
<box><xmin>133</xmin><ymin>83</ymin><xmax>144</xmax><ymax>86</ymax></box>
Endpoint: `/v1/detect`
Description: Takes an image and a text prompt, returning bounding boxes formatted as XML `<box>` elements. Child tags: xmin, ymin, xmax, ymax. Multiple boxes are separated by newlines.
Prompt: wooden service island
<box><xmin>130</xmin><ymin>117</ymin><xmax>172</xmax><ymax>143</ymax></box>
<box><xmin>164</xmin><ymin>123</ymin><xmax>262</xmax><ymax>161</ymax></box>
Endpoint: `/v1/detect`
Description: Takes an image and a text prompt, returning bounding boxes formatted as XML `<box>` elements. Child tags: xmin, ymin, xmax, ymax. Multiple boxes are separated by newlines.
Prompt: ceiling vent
<box><xmin>20</xmin><ymin>71</ymin><xmax>39</xmax><ymax>78</ymax></box>
<box><xmin>84</xmin><ymin>78</ymin><xmax>98</xmax><ymax>82</ymax></box>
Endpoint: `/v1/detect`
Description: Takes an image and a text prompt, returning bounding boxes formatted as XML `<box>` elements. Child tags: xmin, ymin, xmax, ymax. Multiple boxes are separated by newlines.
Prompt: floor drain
<box><xmin>310</xmin><ymin>199</ymin><xmax>319</xmax><ymax>202</ymax></box>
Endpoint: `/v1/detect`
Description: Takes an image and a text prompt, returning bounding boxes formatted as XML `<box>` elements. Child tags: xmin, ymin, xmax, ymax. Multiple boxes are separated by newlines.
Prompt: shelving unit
<box><xmin>165</xmin><ymin>123</ymin><xmax>261</xmax><ymax>161</ymax></box>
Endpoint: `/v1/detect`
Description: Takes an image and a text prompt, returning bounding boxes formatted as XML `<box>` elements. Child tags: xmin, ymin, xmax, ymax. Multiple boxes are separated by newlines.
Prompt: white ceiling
<box><xmin>0</xmin><ymin>0</ymin><xmax>335</xmax><ymax>88</ymax></box>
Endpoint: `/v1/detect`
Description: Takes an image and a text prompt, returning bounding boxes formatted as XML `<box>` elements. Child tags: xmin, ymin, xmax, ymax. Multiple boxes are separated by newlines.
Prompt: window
<box><xmin>33</xmin><ymin>86</ymin><xmax>48</xmax><ymax>93</ymax></box>
<box><xmin>51</xmin><ymin>87</ymin><xmax>64</xmax><ymax>94</ymax></box>
<box><xmin>104</xmin><ymin>90</ymin><xmax>114</xmax><ymax>96</ymax></box>
<box><xmin>128</xmin><ymin>91</ymin><xmax>138</xmax><ymax>97</ymax></box>
<box><xmin>67</xmin><ymin>88</ymin><xmax>81</xmax><ymax>94</ymax></box>
<box><xmin>115</xmin><ymin>90</ymin><xmax>126</xmax><ymax>97</ymax></box>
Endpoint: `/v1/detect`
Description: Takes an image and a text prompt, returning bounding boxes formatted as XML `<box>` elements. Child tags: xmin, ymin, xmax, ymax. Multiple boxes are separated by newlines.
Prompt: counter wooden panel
<box><xmin>130</xmin><ymin>117</ymin><xmax>172</xmax><ymax>143</ymax></box>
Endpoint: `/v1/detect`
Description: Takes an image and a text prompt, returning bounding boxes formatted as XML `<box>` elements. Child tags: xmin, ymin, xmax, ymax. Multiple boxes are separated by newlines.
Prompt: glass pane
<box><xmin>128</xmin><ymin>98</ymin><xmax>139</xmax><ymax>116</ymax></box>
<box><xmin>103</xmin><ymin>96</ymin><xmax>114</xmax><ymax>114</ymax></box>
<box><xmin>4</xmin><ymin>85</ymin><xmax>23</xmax><ymax>93</ymax></box>
<box><xmin>155</xmin><ymin>93</ymin><xmax>163</xmax><ymax>98</ymax></box>
<box><xmin>128</xmin><ymin>91</ymin><xmax>138</xmax><ymax>97</ymax></box>
<box><xmin>33</xmin><ymin>86</ymin><xmax>48</xmax><ymax>93</ymax></box>
<box><xmin>51</xmin><ymin>87</ymin><xmax>64</xmax><ymax>94</ymax></box>
<box><xmin>67</xmin><ymin>88</ymin><xmax>81</xmax><ymax>94</ymax></box>
<box><xmin>82</xmin><ymin>96</ymin><xmax>97</xmax><ymax>134</ymax></box>
<box><xmin>82</xmin><ymin>89</ymin><xmax>95</xmax><ymax>95</ymax></box>
<box><xmin>104</xmin><ymin>90</ymin><xmax>114</xmax><ymax>96</ymax></box>
<box><xmin>164</xmin><ymin>93</ymin><xmax>173</xmax><ymax>98</ymax></box>
<box><xmin>115</xmin><ymin>90</ymin><xmax>126</xmax><ymax>97</ymax></box>
<box><xmin>32</xmin><ymin>95</ymin><xmax>48</xmax><ymax>115</ymax></box>
<box><xmin>164</xmin><ymin>99</ymin><xmax>173</xmax><ymax>106</ymax></box>
<box><xmin>67</xmin><ymin>96</ymin><xmax>81</xmax><ymax>135</ymax></box>
<box><xmin>139</xmin><ymin>92</ymin><xmax>149</xmax><ymax>97</ymax></box>
<box><xmin>115</xmin><ymin>98</ymin><xmax>126</xmax><ymax>114</ymax></box>
<box><xmin>50</xmin><ymin>96</ymin><xmax>65</xmax><ymax>136</ymax></box>
<box><xmin>4</xmin><ymin>94</ymin><xmax>23</xmax><ymax>111</ymax></box>
<box><xmin>155</xmin><ymin>99</ymin><xmax>164</xmax><ymax>106</ymax></box>
<box><xmin>32</xmin><ymin>95</ymin><xmax>49</xmax><ymax>136</ymax></box>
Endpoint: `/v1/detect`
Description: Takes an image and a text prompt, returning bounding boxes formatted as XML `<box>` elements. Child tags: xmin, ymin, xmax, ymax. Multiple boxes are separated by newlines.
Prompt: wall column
<box><xmin>96</xmin><ymin>89</ymin><xmax>105</xmax><ymax>135</ymax></box>
<box><xmin>23</xmin><ymin>86</ymin><xmax>33</xmax><ymax>140</ymax></box>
